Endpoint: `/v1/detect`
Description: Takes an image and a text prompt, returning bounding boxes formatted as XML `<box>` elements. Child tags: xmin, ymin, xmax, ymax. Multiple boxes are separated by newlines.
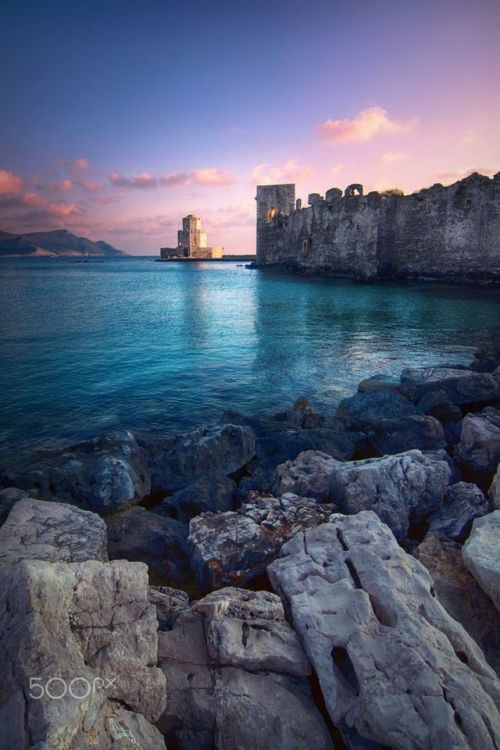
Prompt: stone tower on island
<box><xmin>160</xmin><ymin>214</ymin><xmax>224</xmax><ymax>259</ymax></box>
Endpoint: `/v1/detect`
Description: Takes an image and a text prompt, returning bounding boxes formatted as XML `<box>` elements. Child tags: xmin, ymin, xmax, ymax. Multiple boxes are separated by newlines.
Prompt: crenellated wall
<box><xmin>255</xmin><ymin>173</ymin><xmax>500</xmax><ymax>283</ymax></box>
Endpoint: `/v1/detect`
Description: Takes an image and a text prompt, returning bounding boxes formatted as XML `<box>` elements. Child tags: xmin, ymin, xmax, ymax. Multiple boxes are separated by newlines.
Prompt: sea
<box><xmin>1</xmin><ymin>256</ymin><xmax>499</xmax><ymax>465</ymax></box>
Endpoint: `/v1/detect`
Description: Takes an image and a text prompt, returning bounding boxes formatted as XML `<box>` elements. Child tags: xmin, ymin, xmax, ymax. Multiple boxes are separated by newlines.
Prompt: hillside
<box><xmin>0</xmin><ymin>229</ymin><xmax>126</xmax><ymax>257</ymax></box>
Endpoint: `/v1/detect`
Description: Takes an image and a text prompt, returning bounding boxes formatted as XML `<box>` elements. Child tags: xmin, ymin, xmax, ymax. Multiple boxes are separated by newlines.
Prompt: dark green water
<box><xmin>1</xmin><ymin>257</ymin><xmax>499</xmax><ymax>463</ymax></box>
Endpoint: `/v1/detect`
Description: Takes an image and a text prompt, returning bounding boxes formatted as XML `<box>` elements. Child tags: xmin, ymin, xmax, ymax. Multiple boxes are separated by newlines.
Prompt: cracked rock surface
<box><xmin>462</xmin><ymin>510</ymin><xmax>500</xmax><ymax>612</ymax></box>
<box><xmin>157</xmin><ymin>587</ymin><xmax>332</xmax><ymax>750</ymax></box>
<box><xmin>0</xmin><ymin>497</ymin><xmax>107</xmax><ymax>577</ymax></box>
<box><xmin>268</xmin><ymin>511</ymin><xmax>500</xmax><ymax>750</ymax></box>
<box><xmin>189</xmin><ymin>492</ymin><xmax>335</xmax><ymax>592</ymax></box>
<box><xmin>0</xmin><ymin>559</ymin><xmax>166</xmax><ymax>749</ymax></box>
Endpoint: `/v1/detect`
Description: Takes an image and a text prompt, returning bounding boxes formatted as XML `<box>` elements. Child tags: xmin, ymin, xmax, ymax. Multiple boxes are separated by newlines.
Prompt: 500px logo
<box><xmin>29</xmin><ymin>676</ymin><xmax>117</xmax><ymax>700</ymax></box>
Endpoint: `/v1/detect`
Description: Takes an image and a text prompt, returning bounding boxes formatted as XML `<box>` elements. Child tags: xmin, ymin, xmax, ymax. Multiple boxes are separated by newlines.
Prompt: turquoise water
<box><xmin>1</xmin><ymin>257</ymin><xmax>499</xmax><ymax>463</ymax></box>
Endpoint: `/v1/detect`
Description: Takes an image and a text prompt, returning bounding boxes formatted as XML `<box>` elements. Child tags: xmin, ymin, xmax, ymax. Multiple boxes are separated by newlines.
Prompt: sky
<box><xmin>0</xmin><ymin>0</ymin><xmax>499</xmax><ymax>255</ymax></box>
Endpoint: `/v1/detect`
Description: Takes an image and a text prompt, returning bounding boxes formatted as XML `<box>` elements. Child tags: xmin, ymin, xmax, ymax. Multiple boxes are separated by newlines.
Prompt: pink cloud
<box><xmin>77</xmin><ymin>179</ymin><xmax>102</xmax><ymax>193</ymax></box>
<box><xmin>0</xmin><ymin>169</ymin><xmax>23</xmax><ymax>194</ymax></box>
<box><xmin>434</xmin><ymin>166</ymin><xmax>497</xmax><ymax>182</ymax></box>
<box><xmin>159</xmin><ymin>172</ymin><xmax>191</xmax><ymax>186</ymax></box>
<box><xmin>380</xmin><ymin>152</ymin><xmax>410</xmax><ymax>164</ymax></box>
<box><xmin>192</xmin><ymin>167</ymin><xmax>233</xmax><ymax>186</ymax></box>
<box><xmin>60</xmin><ymin>158</ymin><xmax>90</xmax><ymax>176</ymax></box>
<box><xmin>251</xmin><ymin>159</ymin><xmax>314</xmax><ymax>184</ymax></box>
<box><xmin>318</xmin><ymin>106</ymin><xmax>417</xmax><ymax>143</ymax></box>
<box><xmin>109</xmin><ymin>171</ymin><xmax>158</xmax><ymax>188</ymax></box>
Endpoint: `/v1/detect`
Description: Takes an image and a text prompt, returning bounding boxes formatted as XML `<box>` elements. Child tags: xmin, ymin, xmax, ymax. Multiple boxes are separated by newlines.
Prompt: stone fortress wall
<box><xmin>255</xmin><ymin>172</ymin><xmax>500</xmax><ymax>282</ymax></box>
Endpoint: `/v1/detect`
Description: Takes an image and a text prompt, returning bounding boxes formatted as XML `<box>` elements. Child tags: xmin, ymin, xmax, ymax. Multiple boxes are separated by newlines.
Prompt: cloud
<box><xmin>434</xmin><ymin>166</ymin><xmax>496</xmax><ymax>182</ymax></box>
<box><xmin>192</xmin><ymin>167</ymin><xmax>232</xmax><ymax>186</ymax></box>
<box><xmin>77</xmin><ymin>179</ymin><xmax>102</xmax><ymax>193</ymax></box>
<box><xmin>318</xmin><ymin>106</ymin><xmax>417</xmax><ymax>143</ymax></box>
<box><xmin>60</xmin><ymin>158</ymin><xmax>90</xmax><ymax>176</ymax></box>
<box><xmin>159</xmin><ymin>172</ymin><xmax>191</xmax><ymax>187</ymax></box>
<box><xmin>380</xmin><ymin>152</ymin><xmax>410</xmax><ymax>164</ymax></box>
<box><xmin>110</xmin><ymin>171</ymin><xmax>158</xmax><ymax>188</ymax></box>
<box><xmin>0</xmin><ymin>169</ymin><xmax>23</xmax><ymax>194</ymax></box>
<box><xmin>251</xmin><ymin>160</ymin><xmax>314</xmax><ymax>185</ymax></box>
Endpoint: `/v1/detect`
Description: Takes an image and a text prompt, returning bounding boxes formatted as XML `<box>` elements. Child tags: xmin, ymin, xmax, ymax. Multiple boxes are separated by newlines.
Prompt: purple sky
<box><xmin>0</xmin><ymin>0</ymin><xmax>499</xmax><ymax>254</ymax></box>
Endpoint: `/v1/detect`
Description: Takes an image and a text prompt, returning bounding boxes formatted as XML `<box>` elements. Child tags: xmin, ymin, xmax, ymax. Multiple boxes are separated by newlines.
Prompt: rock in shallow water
<box><xmin>463</xmin><ymin>510</ymin><xmax>500</xmax><ymax>612</ymax></box>
<box><xmin>0</xmin><ymin>559</ymin><xmax>166</xmax><ymax>750</ymax></box>
<box><xmin>401</xmin><ymin>365</ymin><xmax>500</xmax><ymax>405</ymax></box>
<box><xmin>275</xmin><ymin>449</ymin><xmax>450</xmax><ymax>541</ymax></box>
<box><xmin>188</xmin><ymin>492</ymin><xmax>334</xmax><ymax>592</ymax></box>
<box><xmin>336</xmin><ymin>389</ymin><xmax>416</xmax><ymax>431</ymax></box>
<box><xmin>268</xmin><ymin>511</ymin><xmax>500</xmax><ymax>750</ymax></box>
<box><xmin>0</xmin><ymin>497</ymin><xmax>107</xmax><ymax>577</ymax></box>
<box><xmin>157</xmin><ymin>587</ymin><xmax>332</xmax><ymax>750</ymax></box>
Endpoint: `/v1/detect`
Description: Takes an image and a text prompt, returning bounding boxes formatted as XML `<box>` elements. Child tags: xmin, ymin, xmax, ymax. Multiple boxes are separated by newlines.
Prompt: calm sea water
<box><xmin>1</xmin><ymin>257</ymin><xmax>499</xmax><ymax>464</ymax></box>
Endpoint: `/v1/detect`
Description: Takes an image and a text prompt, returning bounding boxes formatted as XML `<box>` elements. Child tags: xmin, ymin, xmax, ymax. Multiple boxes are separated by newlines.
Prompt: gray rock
<box><xmin>357</xmin><ymin>373</ymin><xmax>401</xmax><ymax>393</ymax></box>
<box><xmin>138</xmin><ymin>423</ymin><xmax>255</xmax><ymax>492</ymax></box>
<box><xmin>336</xmin><ymin>390</ymin><xmax>416</xmax><ymax>431</ymax></box>
<box><xmin>490</xmin><ymin>464</ymin><xmax>500</xmax><ymax>508</ymax></box>
<box><xmin>149</xmin><ymin>585</ymin><xmax>190</xmax><ymax>630</ymax></box>
<box><xmin>0</xmin><ymin>497</ymin><xmax>107</xmax><ymax>577</ymax></box>
<box><xmin>268</xmin><ymin>511</ymin><xmax>500</xmax><ymax>750</ymax></box>
<box><xmin>0</xmin><ymin>486</ymin><xmax>31</xmax><ymax>526</ymax></box>
<box><xmin>5</xmin><ymin>430</ymin><xmax>150</xmax><ymax>514</ymax></box>
<box><xmin>276</xmin><ymin>449</ymin><xmax>450</xmax><ymax>541</ymax></box>
<box><xmin>471</xmin><ymin>344</ymin><xmax>500</xmax><ymax>373</ymax></box>
<box><xmin>154</xmin><ymin>475</ymin><xmax>236</xmax><ymax>523</ymax></box>
<box><xmin>106</xmin><ymin>505</ymin><xmax>190</xmax><ymax>585</ymax></box>
<box><xmin>457</xmin><ymin>407</ymin><xmax>500</xmax><ymax>483</ymax></box>
<box><xmin>416</xmin><ymin>533</ymin><xmax>500</xmax><ymax>674</ymax></box>
<box><xmin>157</xmin><ymin>587</ymin><xmax>332</xmax><ymax>750</ymax></box>
<box><xmin>416</xmin><ymin>388</ymin><xmax>463</xmax><ymax>422</ymax></box>
<box><xmin>189</xmin><ymin>492</ymin><xmax>334</xmax><ymax>592</ymax></box>
<box><xmin>463</xmin><ymin>511</ymin><xmax>500</xmax><ymax>611</ymax></box>
<box><xmin>0</xmin><ymin>559</ymin><xmax>166</xmax><ymax>749</ymax></box>
<box><xmin>364</xmin><ymin>414</ymin><xmax>445</xmax><ymax>456</ymax></box>
<box><xmin>401</xmin><ymin>365</ymin><xmax>500</xmax><ymax>405</ymax></box>
<box><xmin>429</xmin><ymin>482</ymin><xmax>491</xmax><ymax>542</ymax></box>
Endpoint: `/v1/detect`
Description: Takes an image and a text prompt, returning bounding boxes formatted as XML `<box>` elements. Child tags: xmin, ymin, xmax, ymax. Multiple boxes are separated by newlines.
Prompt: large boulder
<box><xmin>429</xmin><ymin>482</ymin><xmax>491</xmax><ymax>542</ymax></box>
<box><xmin>275</xmin><ymin>449</ymin><xmax>450</xmax><ymax>541</ymax></box>
<box><xmin>157</xmin><ymin>587</ymin><xmax>332</xmax><ymax>750</ymax></box>
<box><xmin>138</xmin><ymin>423</ymin><xmax>255</xmax><ymax>492</ymax></box>
<box><xmin>0</xmin><ymin>487</ymin><xmax>32</xmax><ymax>526</ymax></box>
<box><xmin>471</xmin><ymin>344</ymin><xmax>500</xmax><ymax>373</ymax></box>
<box><xmin>400</xmin><ymin>365</ymin><xmax>500</xmax><ymax>405</ymax></box>
<box><xmin>336</xmin><ymin>389</ymin><xmax>416</xmax><ymax>431</ymax></box>
<box><xmin>106</xmin><ymin>506</ymin><xmax>190</xmax><ymax>585</ymax></box>
<box><xmin>268</xmin><ymin>511</ymin><xmax>500</xmax><ymax>750</ymax></box>
<box><xmin>4</xmin><ymin>431</ymin><xmax>150</xmax><ymax>514</ymax></box>
<box><xmin>457</xmin><ymin>407</ymin><xmax>500</xmax><ymax>484</ymax></box>
<box><xmin>416</xmin><ymin>533</ymin><xmax>500</xmax><ymax>675</ymax></box>
<box><xmin>0</xmin><ymin>497</ymin><xmax>107</xmax><ymax>577</ymax></box>
<box><xmin>490</xmin><ymin>464</ymin><xmax>500</xmax><ymax>508</ymax></box>
<box><xmin>463</xmin><ymin>511</ymin><xmax>500</xmax><ymax>612</ymax></box>
<box><xmin>363</xmin><ymin>414</ymin><xmax>445</xmax><ymax>456</ymax></box>
<box><xmin>357</xmin><ymin>373</ymin><xmax>401</xmax><ymax>393</ymax></box>
<box><xmin>0</xmin><ymin>559</ymin><xmax>166</xmax><ymax>749</ymax></box>
<box><xmin>154</xmin><ymin>475</ymin><xmax>236</xmax><ymax>523</ymax></box>
<box><xmin>189</xmin><ymin>493</ymin><xmax>334</xmax><ymax>592</ymax></box>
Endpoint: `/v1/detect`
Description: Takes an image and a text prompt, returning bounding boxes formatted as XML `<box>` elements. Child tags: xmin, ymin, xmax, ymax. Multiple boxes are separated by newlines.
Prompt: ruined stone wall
<box><xmin>255</xmin><ymin>173</ymin><xmax>500</xmax><ymax>283</ymax></box>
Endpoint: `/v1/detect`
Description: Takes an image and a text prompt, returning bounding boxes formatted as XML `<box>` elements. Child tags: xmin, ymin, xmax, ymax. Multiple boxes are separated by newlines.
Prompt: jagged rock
<box><xmin>148</xmin><ymin>585</ymin><xmax>190</xmax><ymax>630</ymax></box>
<box><xmin>0</xmin><ymin>559</ymin><xmax>166</xmax><ymax>750</ymax></box>
<box><xmin>268</xmin><ymin>511</ymin><xmax>500</xmax><ymax>750</ymax></box>
<box><xmin>275</xmin><ymin>449</ymin><xmax>450</xmax><ymax>540</ymax></box>
<box><xmin>157</xmin><ymin>587</ymin><xmax>332</xmax><ymax>750</ymax></box>
<box><xmin>154</xmin><ymin>475</ymin><xmax>236</xmax><ymax>523</ymax></box>
<box><xmin>490</xmin><ymin>464</ymin><xmax>500</xmax><ymax>507</ymax></box>
<box><xmin>457</xmin><ymin>407</ymin><xmax>500</xmax><ymax>483</ymax></box>
<box><xmin>463</xmin><ymin>511</ymin><xmax>500</xmax><ymax>612</ymax></box>
<box><xmin>221</xmin><ymin>409</ymin><xmax>362</xmax><ymax>495</ymax></box>
<box><xmin>137</xmin><ymin>423</ymin><xmax>255</xmax><ymax>492</ymax></box>
<box><xmin>4</xmin><ymin>431</ymin><xmax>150</xmax><ymax>514</ymax></box>
<box><xmin>363</xmin><ymin>414</ymin><xmax>445</xmax><ymax>456</ymax></box>
<box><xmin>415</xmin><ymin>388</ymin><xmax>463</xmax><ymax>422</ymax></box>
<box><xmin>400</xmin><ymin>365</ymin><xmax>500</xmax><ymax>405</ymax></box>
<box><xmin>357</xmin><ymin>373</ymin><xmax>401</xmax><ymax>393</ymax></box>
<box><xmin>0</xmin><ymin>487</ymin><xmax>31</xmax><ymax>526</ymax></box>
<box><xmin>416</xmin><ymin>533</ymin><xmax>500</xmax><ymax>674</ymax></box>
<box><xmin>106</xmin><ymin>506</ymin><xmax>190</xmax><ymax>585</ymax></box>
<box><xmin>0</xmin><ymin>497</ymin><xmax>107</xmax><ymax>577</ymax></box>
<box><xmin>471</xmin><ymin>345</ymin><xmax>500</xmax><ymax>373</ymax></box>
<box><xmin>429</xmin><ymin>482</ymin><xmax>491</xmax><ymax>542</ymax></box>
<box><xmin>189</xmin><ymin>493</ymin><xmax>335</xmax><ymax>592</ymax></box>
<box><xmin>336</xmin><ymin>390</ymin><xmax>416</xmax><ymax>431</ymax></box>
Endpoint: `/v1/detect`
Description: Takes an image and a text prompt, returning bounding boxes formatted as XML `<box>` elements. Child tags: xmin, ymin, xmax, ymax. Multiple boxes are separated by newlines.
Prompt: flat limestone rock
<box><xmin>188</xmin><ymin>492</ymin><xmax>334</xmax><ymax>592</ymax></box>
<box><xmin>268</xmin><ymin>511</ymin><xmax>500</xmax><ymax>750</ymax></box>
<box><xmin>0</xmin><ymin>559</ymin><xmax>166</xmax><ymax>750</ymax></box>
<box><xmin>157</xmin><ymin>587</ymin><xmax>332</xmax><ymax>750</ymax></box>
<box><xmin>463</xmin><ymin>511</ymin><xmax>500</xmax><ymax>612</ymax></box>
<box><xmin>275</xmin><ymin>449</ymin><xmax>450</xmax><ymax>540</ymax></box>
<box><xmin>0</xmin><ymin>497</ymin><xmax>107</xmax><ymax>577</ymax></box>
<box><xmin>416</xmin><ymin>533</ymin><xmax>500</xmax><ymax>675</ymax></box>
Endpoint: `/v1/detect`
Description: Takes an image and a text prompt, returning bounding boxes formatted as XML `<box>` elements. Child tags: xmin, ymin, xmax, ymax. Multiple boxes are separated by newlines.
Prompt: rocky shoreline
<box><xmin>1</xmin><ymin>344</ymin><xmax>500</xmax><ymax>749</ymax></box>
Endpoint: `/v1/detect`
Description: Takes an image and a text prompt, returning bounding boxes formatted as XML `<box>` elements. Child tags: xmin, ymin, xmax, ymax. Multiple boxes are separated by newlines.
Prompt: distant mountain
<box><xmin>0</xmin><ymin>229</ymin><xmax>126</xmax><ymax>257</ymax></box>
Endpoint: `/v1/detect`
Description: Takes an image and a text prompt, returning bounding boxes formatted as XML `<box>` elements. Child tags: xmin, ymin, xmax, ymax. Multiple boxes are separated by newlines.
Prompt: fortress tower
<box><xmin>256</xmin><ymin>184</ymin><xmax>295</xmax><ymax>261</ymax></box>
